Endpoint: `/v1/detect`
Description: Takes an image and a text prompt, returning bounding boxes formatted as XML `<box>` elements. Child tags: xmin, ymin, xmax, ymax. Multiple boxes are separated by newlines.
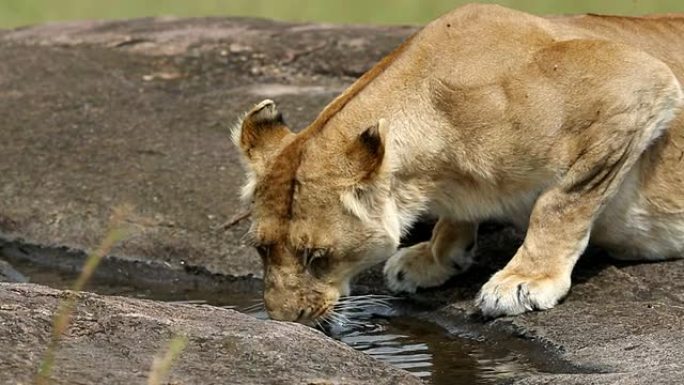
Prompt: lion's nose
<box><xmin>265</xmin><ymin>305</ymin><xmax>307</xmax><ymax>322</ymax></box>
<box><xmin>264</xmin><ymin>293</ymin><xmax>305</xmax><ymax>322</ymax></box>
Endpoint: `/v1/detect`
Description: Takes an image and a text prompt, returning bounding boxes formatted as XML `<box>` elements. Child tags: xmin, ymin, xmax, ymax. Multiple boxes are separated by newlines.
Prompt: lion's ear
<box><xmin>232</xmin><ymin>99</ymin><xmax>292</xmax><ymax>173</ymax></box>
<box><xmin>346</xmin><ymin>119</ymin><xmax>389</xmax><ymax>181</ymax></box>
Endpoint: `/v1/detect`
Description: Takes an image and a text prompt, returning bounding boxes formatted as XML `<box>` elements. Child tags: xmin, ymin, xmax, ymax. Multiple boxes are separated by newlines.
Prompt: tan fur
<box><xmin>234</xmin><ymin>4</ymin><xmax>684</xmax><ymax>322</ymax></box>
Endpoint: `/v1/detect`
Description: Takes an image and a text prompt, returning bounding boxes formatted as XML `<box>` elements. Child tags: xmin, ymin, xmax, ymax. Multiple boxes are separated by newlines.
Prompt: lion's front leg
<box><xmin>384</xmin><ymin>218</ymin><xmax>477</xmax><ymax>292</ymax></box>
<box><xmin>477</xmin><ymin>71</ymin><xmax>682</xmax><ymax>317</ymax></box>
<box><xmin>476</xmin><ymin>186</ymin><xmax>592</xmax><ymax>317</ymax></box>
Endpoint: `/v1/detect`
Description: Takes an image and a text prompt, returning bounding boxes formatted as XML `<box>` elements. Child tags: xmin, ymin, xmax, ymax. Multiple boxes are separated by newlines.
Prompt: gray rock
<box><xmin>432</xmin><ymin>246</ymin><xmax>684</xmax><ymax>384</ymax></box>
<box><xmin>506</xmin><ymin>259</ymin><xmax>684</xmax><ymax>384</ymax></box>
<box><xmin>0</xmin><ymin>259</ymin><xmax>27</xmax><ymax>283</ymax></box>
<box><xmin>0</xmin><ymin>283</ymin><xmax>421</xmax><ymax>385</ymax></box>
<box><xmin>0</xmin><ymin>17</ymin><xmax>416</xmax><ymax>279</ymax></box>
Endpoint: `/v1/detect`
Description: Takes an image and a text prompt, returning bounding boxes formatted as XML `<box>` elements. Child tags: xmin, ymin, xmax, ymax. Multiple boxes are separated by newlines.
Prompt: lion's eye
<box><xmin>301</xmin><ymin>248</ymin><xmax>326</xmax><ymax>266</ymax></box>
<box><xmin>301</xmin><ymin>248</ymin><xmax>330</xmax><ymax>278</ymax></box>
<box><xmin>301</xmin><ymin>248</ymin><xmax>326</xmax><ymax>265</ymax></box>
<box><xmin>255</xmin><ymin>245</ymin><xmax>270</xmax><ymax>259</ymax></box>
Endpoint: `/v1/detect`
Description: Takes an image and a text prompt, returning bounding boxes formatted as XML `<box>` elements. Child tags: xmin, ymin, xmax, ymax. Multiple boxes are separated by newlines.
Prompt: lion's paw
<box><xmin>476</xmin><ymin>269</ymin><xmax>570</xmax><ymax>318</ymax></box>
<box><xmin>384</xmin><ymin>242</ymin><xmax>468</xmax><ymax>293</ymax></box>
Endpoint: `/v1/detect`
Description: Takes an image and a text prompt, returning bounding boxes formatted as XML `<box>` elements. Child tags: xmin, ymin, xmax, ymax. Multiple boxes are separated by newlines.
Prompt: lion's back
<box><xmin>551</xmin><ymin>13</ymin><xmax>684</xmax><ymax>81</ymax></box>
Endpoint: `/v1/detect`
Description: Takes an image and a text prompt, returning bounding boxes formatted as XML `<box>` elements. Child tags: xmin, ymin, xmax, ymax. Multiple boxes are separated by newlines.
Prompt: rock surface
<box><xmin>0</xmin><ymin>17</ymin><xmax>415</xmax><ymax>279</ymax></box>
<box><xmin>435</xmin><ymin>243</ymin><xmax>684</xmax><ymax>385</ymax></box>
<box><xmin>0</xmin><ymin>259</ymin><xmax>27</xmax><ymax>283</ymax></box>
<box><xmin>0</xmin><ymin>283</ymin><xmax>421</xmax><ymax>385</ymax></box>
<box><xmin>1</xmin><ymin>16</ymin><xmax>683</xmax><ymax>385</ymax></box>
<box><xmin>506</xmin><ymin>258</ymin><xmax>684</xmax><ymax>384</ymax></box>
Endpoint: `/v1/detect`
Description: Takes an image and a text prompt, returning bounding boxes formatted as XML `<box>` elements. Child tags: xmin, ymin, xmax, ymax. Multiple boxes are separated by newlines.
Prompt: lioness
<box><xmin>233</xmin><ymin>4</ymin><xmax>684</xmax><ymax>322</ymax></box>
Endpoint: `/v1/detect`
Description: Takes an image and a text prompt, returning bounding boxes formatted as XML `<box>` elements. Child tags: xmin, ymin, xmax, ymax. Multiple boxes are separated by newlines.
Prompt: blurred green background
<box><xmin>1</xmin><ymin>0</ymin><xmax>683</xmax><ymax>28</ymax></box>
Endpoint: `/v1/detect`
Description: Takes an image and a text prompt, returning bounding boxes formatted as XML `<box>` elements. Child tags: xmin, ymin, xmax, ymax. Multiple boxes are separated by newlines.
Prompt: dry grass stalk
<box><xmin>147</xmin><ymin>335</ymin><xmax>189</xmax><ymax>385</ymax></box>
<box><xmin>35</xmin><ymin>204</ymin><xmax>133</xmax><ymax>385</ymax></box>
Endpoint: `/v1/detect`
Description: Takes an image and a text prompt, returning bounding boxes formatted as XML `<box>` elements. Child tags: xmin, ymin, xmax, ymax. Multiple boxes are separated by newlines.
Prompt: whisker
<box><xmin>328</xmin><ymin>311</ymin><xmax>367</xmax><ymax>328</ymax></box>
<box><xmin>167</xmin><ymin>299</ymin><xmax>208</xmax><ymax>305</ymax></box>
<box><xmin>334</xmin><ymin>302</ymin><xmax>393</xmax><ymax>310</ymax></box>
<box><xmin>327</xmin><ymin>313</ymin><xmax>350</xmax><ymax>325</ymax></box>
<box><xmin>245</xmin><ymin>297</ymin><xmax>264</xmax><ymax>303</ymax></box>
<box><xmin>241</xmin><ymin>305</ymin><xmax>262</xmax><ymax>312</ymax></box>
<box><xmin>335</xmin><ymin>301</ymin><xmax>386</xmax><ymax>306</ymax></box>
<box><xmin>340</xmin><ymin>294</ymin><xmax>399</xmax><ymax>300</ymax></box>
<box><xmin>336</xmin><ymin>295</ymin><xmax>398</xmax><ymax>304</ymax></box>
<box><xmin>333</xmin><ymin>307</ymin><xmax>387</xmax><ymax>314</ymax></box>
<box><xmin>313</xmin><ymin>319</ymin><xmax>323</xmax><ymax>331</ymax></box>
<box><xmin>241</xmin><ymin>302</ymin><xmax>265</xmax><ymax>312</ymax></box>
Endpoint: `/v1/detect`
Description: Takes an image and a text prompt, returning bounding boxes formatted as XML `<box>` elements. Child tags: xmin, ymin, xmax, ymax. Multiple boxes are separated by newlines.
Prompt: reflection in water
<box><xmin>322</xmin><ymin>312</ymin><xmax>533</xmax><ymax>385</ymax></box>
<box><xmin>235</xmin><ymin>300</ymin><xmax>535</xmax><ymax>385</ymax></box>
<box><xmin>8</xmin><ymin>257</ymin><xmax>536</xmax><ymax>385</ymax></box>
<box><xmin>339</xmin><ymin>326</ymin><xmax>433</xmax><ymax>378</ymax></box>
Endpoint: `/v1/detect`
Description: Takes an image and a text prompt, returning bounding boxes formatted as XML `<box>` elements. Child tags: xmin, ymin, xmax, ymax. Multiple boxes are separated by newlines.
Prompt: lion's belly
<box><xmin>592</xmin><ymin>154</ymin><xmax>684</xmax><ymax>261</ymax></box>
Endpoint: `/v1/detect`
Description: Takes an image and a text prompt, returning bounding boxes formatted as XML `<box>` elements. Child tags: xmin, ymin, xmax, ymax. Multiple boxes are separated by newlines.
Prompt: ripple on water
<box><xmin>318</xmin><ymin>310</ymin><xmax>537</xmax><ymax>385</ymax></box>
<box><xmin>340</xmin><ymin>327</ymin><xmax>434</xmax><ymax>379</ymax></box>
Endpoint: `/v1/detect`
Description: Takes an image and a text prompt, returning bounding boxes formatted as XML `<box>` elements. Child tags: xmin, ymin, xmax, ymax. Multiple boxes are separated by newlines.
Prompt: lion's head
<box><xmin>232</xmin><ymin>99</ymin><xmax>401</xmax><ymax>324</ymax></box>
